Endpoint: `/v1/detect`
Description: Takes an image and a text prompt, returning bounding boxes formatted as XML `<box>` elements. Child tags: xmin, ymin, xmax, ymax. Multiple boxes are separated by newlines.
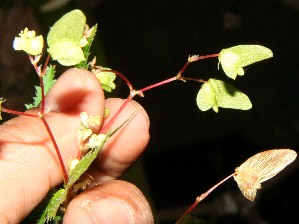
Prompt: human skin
<box><xmin>0</xmin><ymin>68</ymin><xmax>153</xmax><ymax>223</ymax></box>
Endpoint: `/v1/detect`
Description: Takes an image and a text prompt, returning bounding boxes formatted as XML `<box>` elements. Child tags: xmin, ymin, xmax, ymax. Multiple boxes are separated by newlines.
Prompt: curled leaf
<box><xmin>47</xmin><ymin>10</ymin><xmax>86</xmax><ymax>66</ymax></box>
<box><xmin>196</xmin><ymin>79</ymin><xmax>252</xmax><ymax>112</ymax></box>
<box><xmin>93</xmin><ymin>67</ymin><xmax>116</xmax><ymax>92</ymax></box>
<box><xmin>219</xmin><ymin>45</ymin><xmax>273</xmax><ymax>79</ymax></box>
<box><xmin>234</xmin><ymin>149</ymin><xmax>297</xmax><ymax>201</ymax></box>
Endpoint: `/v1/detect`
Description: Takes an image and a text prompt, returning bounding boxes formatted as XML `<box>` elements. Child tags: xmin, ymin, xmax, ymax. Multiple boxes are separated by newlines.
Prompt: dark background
<box><xmin>1</xmin><ymin>0</ymin><xmax>298</xmax><ymax>223</ymax></box>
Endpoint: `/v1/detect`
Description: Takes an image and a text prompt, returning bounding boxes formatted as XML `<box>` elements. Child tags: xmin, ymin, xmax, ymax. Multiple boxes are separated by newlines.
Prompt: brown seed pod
<box><xmin>234</xmin><ymin>149</ymin><xmax>297</xmax><ymax>201</ymax></box>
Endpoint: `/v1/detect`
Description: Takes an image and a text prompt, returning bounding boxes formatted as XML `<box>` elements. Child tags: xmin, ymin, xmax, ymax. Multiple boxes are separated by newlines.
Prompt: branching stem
<box><xmin>100</xmin><ymin>53</ymin><xmax>219</xmax><ymax>137</ymax></box>
<box><xmin>1</xmin><ymin>52</ymin><xmax>220</xmax><ymax>188</ymax></box>
<box><xmin>137</xmin><ymin>53</ymin><xmax>219</xmax><ymax>94</ymax></box>
<box><xmin>137</xmin><ymin>76</ymin><xmax>178</xmax><ymax>93</ymax></box>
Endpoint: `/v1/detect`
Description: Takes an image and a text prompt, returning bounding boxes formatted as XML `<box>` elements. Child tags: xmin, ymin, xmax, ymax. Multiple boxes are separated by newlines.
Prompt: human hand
<box><xmin>0</xmin><ymin>68</ymin><xmax>153</xmax><ymax>223</ymax></box>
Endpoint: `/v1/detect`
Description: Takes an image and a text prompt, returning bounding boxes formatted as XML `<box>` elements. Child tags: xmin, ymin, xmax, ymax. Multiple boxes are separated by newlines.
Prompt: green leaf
<box><xmin>37</xmin><ymin>189</ymin><xmax>67</xmax><ymax>224</ymax></box>
<box><xmin>38</xmin><ymin>135</ymin><xmax>108</xmax><ymax>223</ymax></box>
<box><xmin>219</xmin><ymin>45</ymin><xmax>273</xmax><ymax>79</ymax></box>
<box><xmin>47</xmin><ymin>9</ymin><xmax>86</xmax><ymax>66</ymax></box>
<box><xmin>48</xmin><ymin>41</ymin><xmax>85</xmax><ymax>66</ymax></box>
<box><xmin>66</xmin><ymin>134</ymin><xmax>108</xmax><ymax>190</ymax></box>
<box><xmin>195</xmin><ymin>80</ymin><xmax>217</xmax><ymax>112</ymax></box>
<box><xmin>196</xmin><ymin>79</ymin><xmax>252</xmax><ymax>113</ymax></box>
<box><xmin>25</xmin><ymin>66</ymin><xmax>56</xmax><ymax>109</ymax></box>
<box><xmin>94</xmin><ymin>68</ymin><xmax>116</xmax><ymax>92</ymax></box>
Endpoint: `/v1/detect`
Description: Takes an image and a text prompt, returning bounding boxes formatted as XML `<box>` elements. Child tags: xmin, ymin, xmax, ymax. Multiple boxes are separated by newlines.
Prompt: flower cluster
<box><xmin>77</xmin><ymin>112</ymin><xmax>104</xmax><ymax>150</ymax></box>
<box><xmin>13</xmin><ymin>28</ymin><xmax>43</xmax><ymax>55</ymax></box>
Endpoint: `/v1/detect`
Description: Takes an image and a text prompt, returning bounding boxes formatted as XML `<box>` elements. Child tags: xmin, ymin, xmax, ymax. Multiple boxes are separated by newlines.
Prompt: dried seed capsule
<box><xmin>234</xmin><ymin>149</ymin><xmax>297</xmax><ymax>201</ymax></box>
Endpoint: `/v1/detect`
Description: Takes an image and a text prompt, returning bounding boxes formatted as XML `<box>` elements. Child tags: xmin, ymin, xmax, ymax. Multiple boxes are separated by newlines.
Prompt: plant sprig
<box><xmin>1</xmin><ymin>9</ymin><xmax>292</xmax><ymax>224</ymax></box>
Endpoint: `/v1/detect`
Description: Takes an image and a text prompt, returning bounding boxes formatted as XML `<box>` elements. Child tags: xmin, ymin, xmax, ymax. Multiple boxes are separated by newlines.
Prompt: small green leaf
<box><xmin>196</xmin><ymin>79</ymin><xmax>252</xmax><ymax>112</ymax></box>
<box><xmin>94</xmin><ymin>68</ymin><xmax>116</xmax><ymax>92</ymax></box>
<box><xmin>219</xmin><ymin>45</ymin><xmax>273</xmax><ymax>79</ymax></box>
<box><xmin>37</xmin><ymin>189</ymin><xmax>67</xmax><ymax>224</ymax></box>
<box><xmin>196</xmin><ymin>80</ymin><xmax>217</xmax><ymax>112</ymax></box>
<box><xmin>25</xmin><ymin>66</ymin><xmax>56</xmax><ymax>109</ymax></box>
<box><xmin>47</xmin><ymin>10</ymin><xmax>86</xmax><ymax>66</ymax></box>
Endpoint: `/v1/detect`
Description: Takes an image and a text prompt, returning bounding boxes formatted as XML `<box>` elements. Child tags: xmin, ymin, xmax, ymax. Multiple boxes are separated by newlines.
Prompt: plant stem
<box><xmin>39</xmin><ymin>114</ymin><xmax>69</xmax><ymax>184</ymax></box>
<box><xmin>2</xmin><ymin>109</ymin><xmax>69</xmax><ymax>184</ymax></box>
<box><xmin>29</xmin><ymin>55</ymin><xmax>41</xmax><ymax>75</ymax></box>
<box><xmin>100</xmin><ymin>53</ymin><xmax>220</xmax><ymax>135</ymax></box>
<box><xmin>99</xmin><ymin>94</ymin><xmax>134</xmax><ymax>134</ymax></box>
<box><xmin>180</xmin><ymin>77</ymin><xmax>206</xmax><ymax>83</ymax></box>
<box><xmin>138</xmin><ymin>76</ymin><xmax>178</xmax><ymax>93</ymax></box>
<box><xmin>40</xmin><ymin>54</ymin><xmax>51</xmax><ymax>113</ymax></box>
<box><xmin>1</xmin><ymin>108</ymin><xmax>38</xmax><ymax>118</ymax></box>
<box><xmin>189</xmin><ymin>53</ymin><xmax>220</xmax><ymax>62</ymax></box>
<box><xmin>176</xmin><ymin>173</ymin><xmax>234</xmax><ymax>224</ymax></box>
<box><xmin>41</xmin><ymin>54</ymin><xmax>51</xmax><ymax>75</ymax></box>
<box><xmin>101</xmin><ymin>69</ymin><xmax>133</xmax><ymax>91</ymax></box>
<box><xmin>137</xmin><ymin>53</ymin><xmax>219</xmax><ymax>94</ymax></box>
<box><xmin>39</xmin><ymin>76</ymin><xmax>45</xmax><ymax>114</ymax></box>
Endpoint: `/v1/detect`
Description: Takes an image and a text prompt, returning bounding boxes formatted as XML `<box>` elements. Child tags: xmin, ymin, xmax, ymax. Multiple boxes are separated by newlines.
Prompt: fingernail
<box><xmin>86</xmin><ymin>199</ymin><xmax>133</xmax><ymax>224</ymax></box>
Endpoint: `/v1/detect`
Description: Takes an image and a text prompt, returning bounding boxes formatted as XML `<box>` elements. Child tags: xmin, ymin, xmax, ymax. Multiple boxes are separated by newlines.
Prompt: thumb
<box><xmin>0</xmin><ymin>68</ymin><xmax>105</xmax><ymax>223</ymax></box>
<box><xmin>64</xmin><ymin>180</ymin><xmax>154</xmax><ymax>224</ymax></box>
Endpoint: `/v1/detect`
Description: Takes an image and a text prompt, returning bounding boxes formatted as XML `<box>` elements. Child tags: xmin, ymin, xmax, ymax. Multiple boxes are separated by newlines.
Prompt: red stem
<box><xmin>1</xmin><ymin>108</ymin><xmax>38</xmax><ymax>118</ymax></box>
<box><xmin>137</xmin><ymin>53</ymin><xmax>219</xmax><ymax>94</ymax></box>
<box><xmin>180</xmin><ymin>77</ymin><xmax>206</xmax><ymax>83</ymax></box>
<box><xmin>41</xmin><ymin>54</ymin><xmax>51</xmax><ymax>75</ymax></box>
<box><xmin>40</xmin><ymin>54</ymin><xmax>51</xmax><ymax>113</ymax></box>
<box><xmin>40</xmin><ymin>115</ymin><xmax>69</xmax><ymax>184</ymax></box>
<box><xmin>138</xmin><ymin>76</ymin><xmax>178</xmax><ymax>93</ymax></box>
<box><xmin>29</xmin><ymin>55</ymin><xmax>41</xmax><ymax>75</ymax></box>
<box><xmin>189</xmin><ymin>53</ymin><xmax>219</xmax><ymax>62</ymax></box>
<box><xmin>178</xmin><ymin>60</ymin><xmax>190</xmax><ymax>77</ymax></box>
<box><xmin>99</xmin><ymin>94</ymin><xmax>134</xmax><ymax>134</ymax></box>
<box><xmin>101</xmin><ymin>69</ymin><xmax>133</xmax><ymax>91</ymax></box>
<box><xmin>99</xmin><ymin>53</ymin><xmax>220</xmax><ymax>135</ymax></box>
<box><xmin>176</xmin><ymin>173</ymin><xmax>234</xmax><ymax>223</ymax></box>
<box><xmin>39</xmin><ymin>76</ymin><xmax>45</xmax><ymax>114</ymax></box>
